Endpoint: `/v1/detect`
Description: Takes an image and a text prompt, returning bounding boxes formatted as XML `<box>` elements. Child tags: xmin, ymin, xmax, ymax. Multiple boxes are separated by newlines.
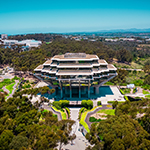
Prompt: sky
<box><xmin>0</xmin><ymin>0</ymin><xmax>150</xmax><ymax>34</ymax></box>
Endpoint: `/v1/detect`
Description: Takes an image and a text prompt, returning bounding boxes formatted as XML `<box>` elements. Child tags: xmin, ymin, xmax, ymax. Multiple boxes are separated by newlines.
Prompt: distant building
<box><xmin>127</xmin><ymin>84</ymin><xmax>135</xmax><ymax>89</ymax></box>
<box><xmin>105</xmin><ymin>39</ymin><xmax>118</xmax><ymax>42</ymax></box>
<box><xmin>3</xmin><ymin>40</ymin><xmax>18</xmax><ymax>46</ymax></box>
<box><xmin>18</xmin><ymin>40</ymin><xmax>42</xmax><ymax>48</ymax></box>
<box><xmin>120</xmin><ymin>38</ymin><xmax>135</xmax><ymax>41</ymax></box>
<box><xmin>1</xmin><ymin>34</ymin><xmax>8</xmax><ymax>39</ymax></box>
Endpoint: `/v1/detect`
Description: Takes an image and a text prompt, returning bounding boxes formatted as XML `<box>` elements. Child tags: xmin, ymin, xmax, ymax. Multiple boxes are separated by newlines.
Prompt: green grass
<box><xmin>89</xmin><ymin>117</ymin><xmax>101</xmax><ymax>122</ymax></box>
<box><xmin>104</xmin><ymin>81</ymin><xmax>114</xmax><ymax>85</ymax></box>
<box><xmin>5</xmin><ymin>82</ymin><xmax>16</xmax><ymax>94</ymax></box>
<box><xmin>97</xmin><ymin>109</ymin><xmax>115</xmax><ymax>115</ymax></box>
<box><xmin>143</xmin><ymin>90</ymin><xmax>150</xmax><ymax>95</ymax></box>
<box><xmin>145</xmin><ymin>95</ymin><xmax>150</xmax><ymax>99</ymax></box>
<box><xmin>108</xmin><ymin>101</ymin><xmax>125</xmax><ymax>104</ymax></box>
<box><xmin>52</xmin><ymin>106</ymin><xmax>67</xmax><ymax>120</ymax></box>
<box><xmin>79</xmin><ymin>106</ymin><xmax>102</xmax><ymax>133</ymax></box>
<box><xmin>0</xmin><ymin>89</ymin><xmax>4</xmax><ymax>92</ymax></box>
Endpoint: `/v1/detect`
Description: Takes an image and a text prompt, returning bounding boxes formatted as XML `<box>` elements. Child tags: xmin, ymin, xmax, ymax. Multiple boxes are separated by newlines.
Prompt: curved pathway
<box><xmin>85</xmin><ymin>105</ymin><xmax>112</xmax><ymax>128</ymax></box>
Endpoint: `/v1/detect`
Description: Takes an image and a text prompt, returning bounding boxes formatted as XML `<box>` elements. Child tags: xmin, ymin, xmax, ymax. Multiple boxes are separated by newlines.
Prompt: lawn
<box><xmin>0</xmin><ymin>89</ymin><xmax>4</xmax><ymax>92</ymax></box>
<box><xmin>97</xmin><ymin>109</ymin><xmax>115</xmax><ymax>115</ymax></box>
<box><xmin>5</xmin><ymin>82</ymin><xmax>16</xmax><ymax>94</ymax></box>
<box><xmin>143</xmin><ymin>90</ymin><xmax>150</xmax><ymax>95</ymax></box>
<box><xmin>52</xmin><ymin>106</ymin><xmax>67</xmax><ymax>120</ymax></box>
<box><xmin>145</xmin><ymin>95</ymin><xmax>150</xmax><ymax>99</ymax></box>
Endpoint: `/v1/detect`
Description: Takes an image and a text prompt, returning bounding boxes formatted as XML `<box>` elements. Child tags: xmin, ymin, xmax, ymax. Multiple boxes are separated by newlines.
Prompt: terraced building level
<box><xmin>34</xmin><ymin>53</ymin><xmax>117</xmax><ymax>99</ymax></box>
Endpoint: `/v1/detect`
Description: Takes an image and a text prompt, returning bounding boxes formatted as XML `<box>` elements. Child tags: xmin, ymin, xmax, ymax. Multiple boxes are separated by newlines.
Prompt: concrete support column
<box><xmin>95</xmin><ymin>87</ymin><xmax>99</xmax><ymax>95</ymax></box>
<box><xmin>88</xmin><ymin>80</ymin><xmax>90</xmax><ymax>98</ymax></box>
<box><xmin>79</xmin><ymin>80</ymin><xmax>81</xmax><ymax>98</ymax></box>
<box><xmin>59</xmin><ymin>80</ymin><xmax>63</xmax><ymax>98</ymax></box>
<box><xmin>70</xmin><ymin>80</ymin><xmax>72</xmax><ymax>98</ymax></box>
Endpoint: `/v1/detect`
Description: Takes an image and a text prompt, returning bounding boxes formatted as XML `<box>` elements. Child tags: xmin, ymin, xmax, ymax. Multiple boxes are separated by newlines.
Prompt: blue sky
<box><xmin>0</xmin><ymin>0</ymin><xmax>150</xmax><ymax>34</ymax></box>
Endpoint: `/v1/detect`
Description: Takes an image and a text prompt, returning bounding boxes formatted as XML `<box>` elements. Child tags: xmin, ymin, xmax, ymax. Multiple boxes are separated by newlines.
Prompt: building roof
<box><xmin>98</xmin><ymin>59</ymin><xmax>108</xmax><ymax>64</ymax></box>
<box><xmin>43</xmin><ymin>60</ymin><xmax>52</xmax><ymax>65</ymax></box>
<box><xmin>34</xmin><ymin>65</ymin><xmax>43</xmax><ymax>71</ymax></box>
<box><xmin>52</xmin><ymin>53</ymin><xmax>98</xmax><ymax>60</ymax></box>
<box><xmin>107</xmin><ymin>64</ymin><xmax>117</xmax><ymax>70</ymax></box>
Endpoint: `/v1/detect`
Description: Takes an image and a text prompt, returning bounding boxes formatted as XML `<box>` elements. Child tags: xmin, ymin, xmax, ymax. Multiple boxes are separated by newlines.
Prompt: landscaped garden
<box><xmin>0</xmin><ymin>76</ymin><xmax>20</xmax><ymax>98</ymax></box>
<box><xmin>52</xmin><ymin>100</ymin><xmax>70</xmax><ymax>119</ymax></box>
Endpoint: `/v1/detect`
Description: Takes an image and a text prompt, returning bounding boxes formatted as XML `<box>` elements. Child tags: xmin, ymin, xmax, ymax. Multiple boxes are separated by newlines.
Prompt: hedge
<box><xmin>65</xmin><ymin>107</ymin><xmax>70</xmax><ymax>118</ymax></box>
<box><xmin>79</xmin><ymin>106</ymin><xmax>101</xmax><ymax>132</ymax></box>
<box><xmin>52</xmin><ymin>106</ymin><xmax>67</xmax><ymax>120</ymax></box>
<box><xmin>119</xmin><ymin>89</ymin><xmax>125</xmax><ymax>95</ymax></box>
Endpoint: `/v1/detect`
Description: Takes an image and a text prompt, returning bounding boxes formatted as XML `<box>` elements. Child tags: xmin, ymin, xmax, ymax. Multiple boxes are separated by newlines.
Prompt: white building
<box><xmin>3</xmin><ymin>40</ymin><xmax>18</xmax><ymax>46</ymax></box>
<box><xmin>1</xmin><ymin>34</ymin><xmax>8</xmax><ymax>39</ymax></box>
<box><xmin>18</xmin><ymin>40</ymin><xmax>42</xmax><ymax>48</ymax></box>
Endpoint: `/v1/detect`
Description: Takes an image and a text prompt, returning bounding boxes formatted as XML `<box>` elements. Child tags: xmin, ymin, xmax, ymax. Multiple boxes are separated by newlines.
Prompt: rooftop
<box><xmin>34</xmin><ymin>65</ymin><xmax>43</xmax><ymax>70</ymax></box>
<box><xmin>52</xmin><ymin>53</ymin><xmax>98</xmax><ymax>60</ymax></box>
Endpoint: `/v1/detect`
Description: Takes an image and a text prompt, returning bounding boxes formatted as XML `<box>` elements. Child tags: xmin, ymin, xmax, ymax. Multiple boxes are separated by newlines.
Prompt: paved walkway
<box><xmin>61</xmin><ymin>108</ymin><xmax>91</xmax><ymax>150</ymax></box>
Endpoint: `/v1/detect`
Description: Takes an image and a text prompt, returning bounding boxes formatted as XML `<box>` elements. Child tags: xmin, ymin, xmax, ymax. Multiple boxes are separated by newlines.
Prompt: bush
<box><xmin>65</xmin><ymin>107</ymin><xmax>70</xmax><ymax>118</ymax></box>
<box><xmin>124</xmin><ymin>96</ymin><xmax>129</xmax><ymax>101</ymax></box>
<box><xmin>53</xmin><ymin>101</ymin><xmax>61</xmax><ymax>110</ymax></box>
<box><xmin>79</xmin><ymin>107</ymin><xmax>87</xmax><ymax>119</ymax></box>
<box><xmin>97</xmin><ymin>101</ymin><xmax>101</xmax><ymax>106</ymax></box>
<box><xmin>119</xmin><ymin>89</ymin><xmax>125</xmax><ymax>95</ymax></box>
<box><xmin>89</xmin><ymin>117</ymin><xmax>101</xmax><ymax>122</ymax></box>
<box><xmin>53</xmin><ymin>100</ymin><xmax>69</xmax><ymax>110</ymax></box>
<box><xmin>89</xmin><ymin>117</ymin><xmax>97</xmax><ymax>122</ymax></box>
<box><xmin>81</xmin><ymin>100</ymin><xmax>93</xmax><ymax>110</ymax></box>
<box><xmin>59</xmin><ymin>100</ymin><xmax>69</xmax><ymax>108</ymax></box>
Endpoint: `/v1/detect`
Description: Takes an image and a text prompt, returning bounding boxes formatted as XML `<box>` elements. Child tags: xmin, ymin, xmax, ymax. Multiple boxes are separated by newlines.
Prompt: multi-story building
<box><xmin>34</xmin><ymin>53</ymin><xmax>117</xmax><ymax>99</ymax></box>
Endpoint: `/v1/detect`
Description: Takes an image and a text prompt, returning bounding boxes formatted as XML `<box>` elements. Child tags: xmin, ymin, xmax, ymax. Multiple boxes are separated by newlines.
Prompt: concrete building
<box><xmin>34</xmin><ymin>53</ymin><xmax>117</xmax><ymax>99</ymax></box>
<box><xmin>1</xmin><ymin>34</ymin><xmax>8</xmax><ymax>39</ymax></box>
<box><xmin>18</xmin><ymin>40</ymin><xmax>42</xmax><ymax>48</ymax></box>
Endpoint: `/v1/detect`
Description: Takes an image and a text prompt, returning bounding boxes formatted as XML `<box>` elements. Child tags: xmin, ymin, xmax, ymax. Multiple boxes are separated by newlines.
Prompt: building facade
<box><xmin>34</xmin><ymin>53</ymin><xmax>117</xmax><ymax>99</ymax></box>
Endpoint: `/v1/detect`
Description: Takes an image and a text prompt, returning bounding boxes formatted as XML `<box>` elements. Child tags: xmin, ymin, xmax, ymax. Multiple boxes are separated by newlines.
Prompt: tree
<box><xmin>56</xmin><ymin>120</ymin><xmax>75</xmax><ymax>150</ymax></box>
<box><xmin>86</xmin><ymin>115</ymin><xmax>150</xmax><ymax>150</ymax></box>
<box><xmin>9</xmin><ymin>135</ymin><xmax>28</xmax><ymax>150</ymax></box>
<box><xmin>0</xmin><ymin>130</ymin><xmax>14</xmax><ymax>150</ymax></box>
<box><xmin>144</xmin><ymin>75</ymin><xmax>150</xmax><ymax>85</ymax></box>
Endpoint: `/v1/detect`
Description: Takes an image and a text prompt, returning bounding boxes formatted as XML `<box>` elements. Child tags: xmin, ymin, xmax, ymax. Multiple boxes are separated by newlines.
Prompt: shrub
<box><xmin>124</xmin><ymin>95</ymin><xmax>129</xmax><ymax>101</ymax></box>
<box><xmin>81</xmin><ymin>100</ymin><xmax>93</xmax><ymax>110</ymax></box>
<box><xmin>59</xmin><ymin>100</ymin><xmax>69</xmax><ymax>108</ymax></box>
<box><xmin>97</xmin><ymin>101</ymin><xmax>101</xmax><ymax>106</ymax></box>
<box><xmin>89</xmin><ymin>117</ymin><xmax>102</xmax><ymax>122</ymax></box>
<box><xmin>53</xmin><ymin>100</ymin><xmax>69</xmax><ymax>110</ymax></box>
<box><xmin>89</xmin><ymin>117</ymin><xmax>97</xmax><ymax>122</ymax></box>
<box><xmin>79</xmin><ymin>107</ymin><xmax>87</xmax><ymax>119</ymax></box>
<box><xmin>119</xmin><ymin>89</ymin><xmax>125</xmax><ymax>95</ymax></box>
<box><xmin>53</xmin><ymin>101</ymin><xmax>61</xmax><ymax>110</ymax></box>
<box><xmin>65</xmin><ymin>107</ymin><xmax>70</xmax><ymax>118</ymax></box>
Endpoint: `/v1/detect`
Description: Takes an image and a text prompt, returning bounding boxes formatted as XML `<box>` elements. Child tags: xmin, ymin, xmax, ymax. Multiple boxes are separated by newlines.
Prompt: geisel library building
<box><xmin>34</xmin><ymin>53</ymin><xmax>117</xmax><ymax>99</ymax></box>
